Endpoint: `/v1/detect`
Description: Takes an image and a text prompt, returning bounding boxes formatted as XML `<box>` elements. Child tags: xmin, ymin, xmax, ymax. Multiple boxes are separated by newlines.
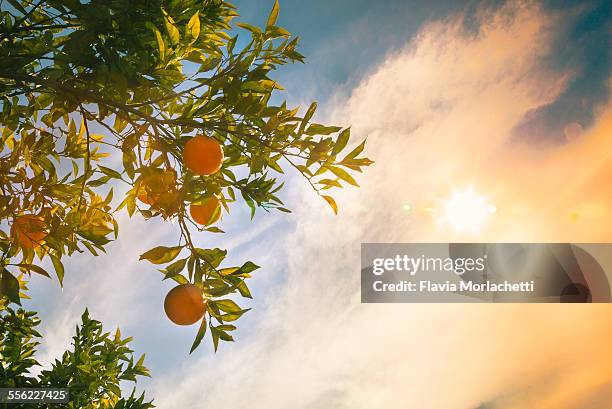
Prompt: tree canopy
<box><xmin>0</xmin><ymin>0</ymin><xmax>372</xmax><ymax>352</ymax></box>
<box><xmin>1</xmin><ymin>307</ymin><xmax>153</xmax><ymax>408</ymax></box>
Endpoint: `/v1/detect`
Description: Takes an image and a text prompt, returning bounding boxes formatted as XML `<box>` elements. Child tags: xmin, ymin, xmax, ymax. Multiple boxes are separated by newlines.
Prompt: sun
<box><xmin>440</xmin><ymin>189</ymin><xmax>496</xmax><ymax>233</ymax></box>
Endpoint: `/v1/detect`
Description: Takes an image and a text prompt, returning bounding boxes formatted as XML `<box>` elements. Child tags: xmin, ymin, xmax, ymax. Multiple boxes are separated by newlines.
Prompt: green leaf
<box><xmin>50</xmin><ymin>255</ymin><xmax>64</xmax><ymax>286</ymax></box>
<box><xmin>205</xmin><ymin>283</ymin><xmax>235</xmax><ymax>298</ymax></box>
<box><xmin>215</xmin><ymin>299</ymin><xmax>242</xmax><ymax>313</ymax></box>
<box><xmin>342</xmin><ymin>139</ymin><xmax>366</xmax><ymax>161</ymax></box>
<box><xmin>220</xmin><ymin>308</ymin><xmax>251</xmax><ymax>322</ymax></box>
<box><xmin>236</xmin><ymin>22</ymin><xmax>262</xmax><ymax>35</ymax></box>
<box><xmin>329</xmin><ymin>166</ymin><xmax>359</xmax><ymax>187</ymax></box>
<box><xmin>170</xmin><ymin>275</ymin><xmax>188</xmax><ymax>285</ymax></box>
<box><xmin>154</xmin><ymin>28</ymin><xmax>165</xmax><ymax>60</ymax></box>
<box><xmin>218</xmin><ymin>267</ymin><xmax>239</xmax><ymax>276</ymax></box>
<box><xmin>0</xmin><ymin>269</ymin><xmax>21</xmax><ymax>305</ymax></box>
<box><xmin>306</xmin><ymin>124</ymin><xmax>342</xmax><ymax>136</ymax></box>
<box><xmin>217</xmin><ymin>328</ymin><xmax>234</xmax><ymax>342</ymax></box>
<box><xmin>198</xmin><ymin>57</ymin><xmax>221</xmax><ymax>73</ymax></box>
<box><xmin>98</xmin><ymin>165</ymin><xmax>122</xmax><ymax>179</ymax></box>
<box><xmin>322</xmin><ymin>195</ymin><xmax>338</xmax><ymax>215</ymax></box>
<box><xmin>16</xmin><ymin>263</ymin><xmax>51</xmax><ymax>278</ymax></box>
<box><xmin>218</xmin><ymin>263</ymin><xmax>256</xmax><ymax>279</ymax></box>
<box><xmin>162</xmin><ymin>257</ymin><xmax>188</xmax><ymax>279</ymax></box>
<box><xmin>139</xmin><ymin>246</ymin><xmax>183</xmax><ymax>264</ymax></box>
<box><xmin>238</xmin><ymin>261</ymin><xmax>259</xmax><ymax>274</ymax></box>
<box><xmin>266</xmin><ymin>0</ymin><xmax>280</xmax><ymax>27</ymax></box>
<box><xmin>266</xmin><ymin>26</ymin><xmax>291</xmax><ymax>38</ymax></box>
<box><xmin>189</xmin><ymin>316</ymin><xmax>207</xmax><ymax>354</ymax></box>
<box><xmin>82</xmin><ymin>241</ymin><xmax>99</xmax><ymax>256</ymax></box>
<box><xmin>241</xmin><ymin>80</ymin><xmax>282</xmax><ymax>92</ymax></box>
<box><xmin>230</xmin><ymin>277</ymin><xmax>253</xmax><ymax>298</ymax></box>
<box><xmin>239</xmin><ymin>189</ymin><xmax>257</xmax><ymax>219</ymax></box>
<box><xmin>136</xmin><ymin>353</ymin><xmax>147</xmax><ymax>370</ymax></box>
<box><xmin>77</xmin><ymin>226</ymin><xmax>113</xmax><ymax>246</ymax></box>
<box><xmin>205</xmin><ymin>226</ymin><xmax>225</xmax><ymax>233</ymax></box>
<box><xmin>113</xmin><ymin>115</ymin><xmax>128</xmax><ymax>134</ymax></box>
<box><xmin>332</xmin><ymin>128</ymin><xmax>350</xmax><ymax>155</ymax></box>
<box><xmin>211</xmin><ymin>326</ymin><xmax>220</xmax><ymax>352</ymax></box>
<box><xmin>163</xmin><ymin>13</ymin><xmax>180</xmax><ymax>45</ymax></box>
<box><xmin>299</xmin><ymin>102</ymin><xmax>317</xmax><ymax>135</ymax></box>
<box><xmin>317</xmin><ymin>178</ymin><xmax>342</xmax><ymax>188</ymax></box>
<box><xmin>186</xmin><ymin>12</ymin><xmax>201</xmax><ymax>42</ymax></box>
<box><xmin>195</xmin><ymin>248</ymin><xmax>227</xmax><ymax>270</ymax></box>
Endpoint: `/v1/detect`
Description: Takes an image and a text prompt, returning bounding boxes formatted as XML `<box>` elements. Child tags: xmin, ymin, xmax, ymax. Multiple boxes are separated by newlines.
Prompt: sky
<box><xmin>22</xmin><ymin>0</ymin><xmax>612</xmax><ymax>408</ymax></box>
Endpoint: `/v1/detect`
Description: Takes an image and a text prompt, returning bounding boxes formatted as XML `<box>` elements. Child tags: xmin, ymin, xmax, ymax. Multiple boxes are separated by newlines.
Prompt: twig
<box><xmin>77</xmin><ymin>104</ymin><xmax>92</xmax><ymax>212</ymax></box>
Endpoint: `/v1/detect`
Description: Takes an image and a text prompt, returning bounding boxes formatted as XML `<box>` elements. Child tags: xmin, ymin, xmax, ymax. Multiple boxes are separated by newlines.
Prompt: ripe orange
<box><xmin>183</xmin><ymin>136</ymin><xmax>224</xmax><ymax>176</ymax></box>
<box><xmin>190</xmin><ymin>196</ymin><xmax>222</xmax><ymax>226</ymax></box>
<box><xmin>11</xmin><ymin>215</ymin><xmax>48</xmax><ymax>248</ymax></box>
<box><xmin>164</xmin><ymin>284</ymin><xmax>207</xmax><ymax>326</ymax></box>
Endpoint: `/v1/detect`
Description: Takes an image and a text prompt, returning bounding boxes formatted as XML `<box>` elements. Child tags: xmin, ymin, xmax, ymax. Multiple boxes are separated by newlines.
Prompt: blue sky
<box><xmin>233</xmin><ymin>0</ymin><xmax>473</xmax><ymax>104</ymax></box>
<box><xmin>234</xmin><ymin>0</ymin><xmax>609</xmax><ymax>137</ymax></box>
<box><xmin>22</xmin><ymin>1</ymin><xmax>612</xmax><ymax>408</ymax></box>
<box><xmin>513</xmin><ymin>0</ymin><xmax>610</xmax><ymax>143</ymax></box>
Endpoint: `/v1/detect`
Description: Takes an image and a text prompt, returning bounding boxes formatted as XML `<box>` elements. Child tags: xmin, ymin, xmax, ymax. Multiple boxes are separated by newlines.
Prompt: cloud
<box><xmin>149</xmin><ymin>1</ymin><xmax>611</xmax><ymax>408</ymax></box>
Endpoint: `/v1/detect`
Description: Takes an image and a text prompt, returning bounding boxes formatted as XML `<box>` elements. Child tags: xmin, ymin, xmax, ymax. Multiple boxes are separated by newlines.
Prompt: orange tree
<box><xmin>1</xmin><ymin>307</ymin><xmax>152</xmax><ymax>408</ymax></box>
<box><xmin>0</xmin><ymin>0</ymin><xmax>372</xmax><ymax>352</ymax></box>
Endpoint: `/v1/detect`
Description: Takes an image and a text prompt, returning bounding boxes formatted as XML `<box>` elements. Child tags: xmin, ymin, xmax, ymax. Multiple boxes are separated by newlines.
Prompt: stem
<box><xmin>77</xmin><ymin>104</ymin><xmax>92</xmax><ymax>213</ymax></box>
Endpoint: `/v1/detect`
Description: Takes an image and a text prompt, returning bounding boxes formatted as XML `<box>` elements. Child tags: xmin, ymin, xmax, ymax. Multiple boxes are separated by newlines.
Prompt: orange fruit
<box><xmin>11</xmin><ymin>215</ymin><xmax>48</xmax><ymax>248</ymax></box>
<box><xmin>164</xmin><ymin>284</ymin><xmax>207</xmax><ymax>326</ymax></box>
<box><xmin>190</xmin><ymin>196</ymin><xmax>222</xmax><ymax>226</ymax></box>
<box><xmin>183</xmin><ymin>136</ymin><xmax>224</xmax><ymax>176</ymax></box>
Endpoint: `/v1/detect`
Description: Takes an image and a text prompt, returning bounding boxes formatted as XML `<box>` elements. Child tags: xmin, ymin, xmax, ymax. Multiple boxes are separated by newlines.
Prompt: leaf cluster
<box><xmin>0</xmin><ymin>307</ymin><xmax>153</xmax><ymax>409</ymax></box>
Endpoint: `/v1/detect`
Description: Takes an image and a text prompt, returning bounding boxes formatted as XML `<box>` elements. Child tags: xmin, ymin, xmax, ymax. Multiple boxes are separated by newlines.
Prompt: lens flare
<box><xmin>440</xmin><ymin>189</ymin><xmax>496</xmax><ymax>233</ymax></box>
